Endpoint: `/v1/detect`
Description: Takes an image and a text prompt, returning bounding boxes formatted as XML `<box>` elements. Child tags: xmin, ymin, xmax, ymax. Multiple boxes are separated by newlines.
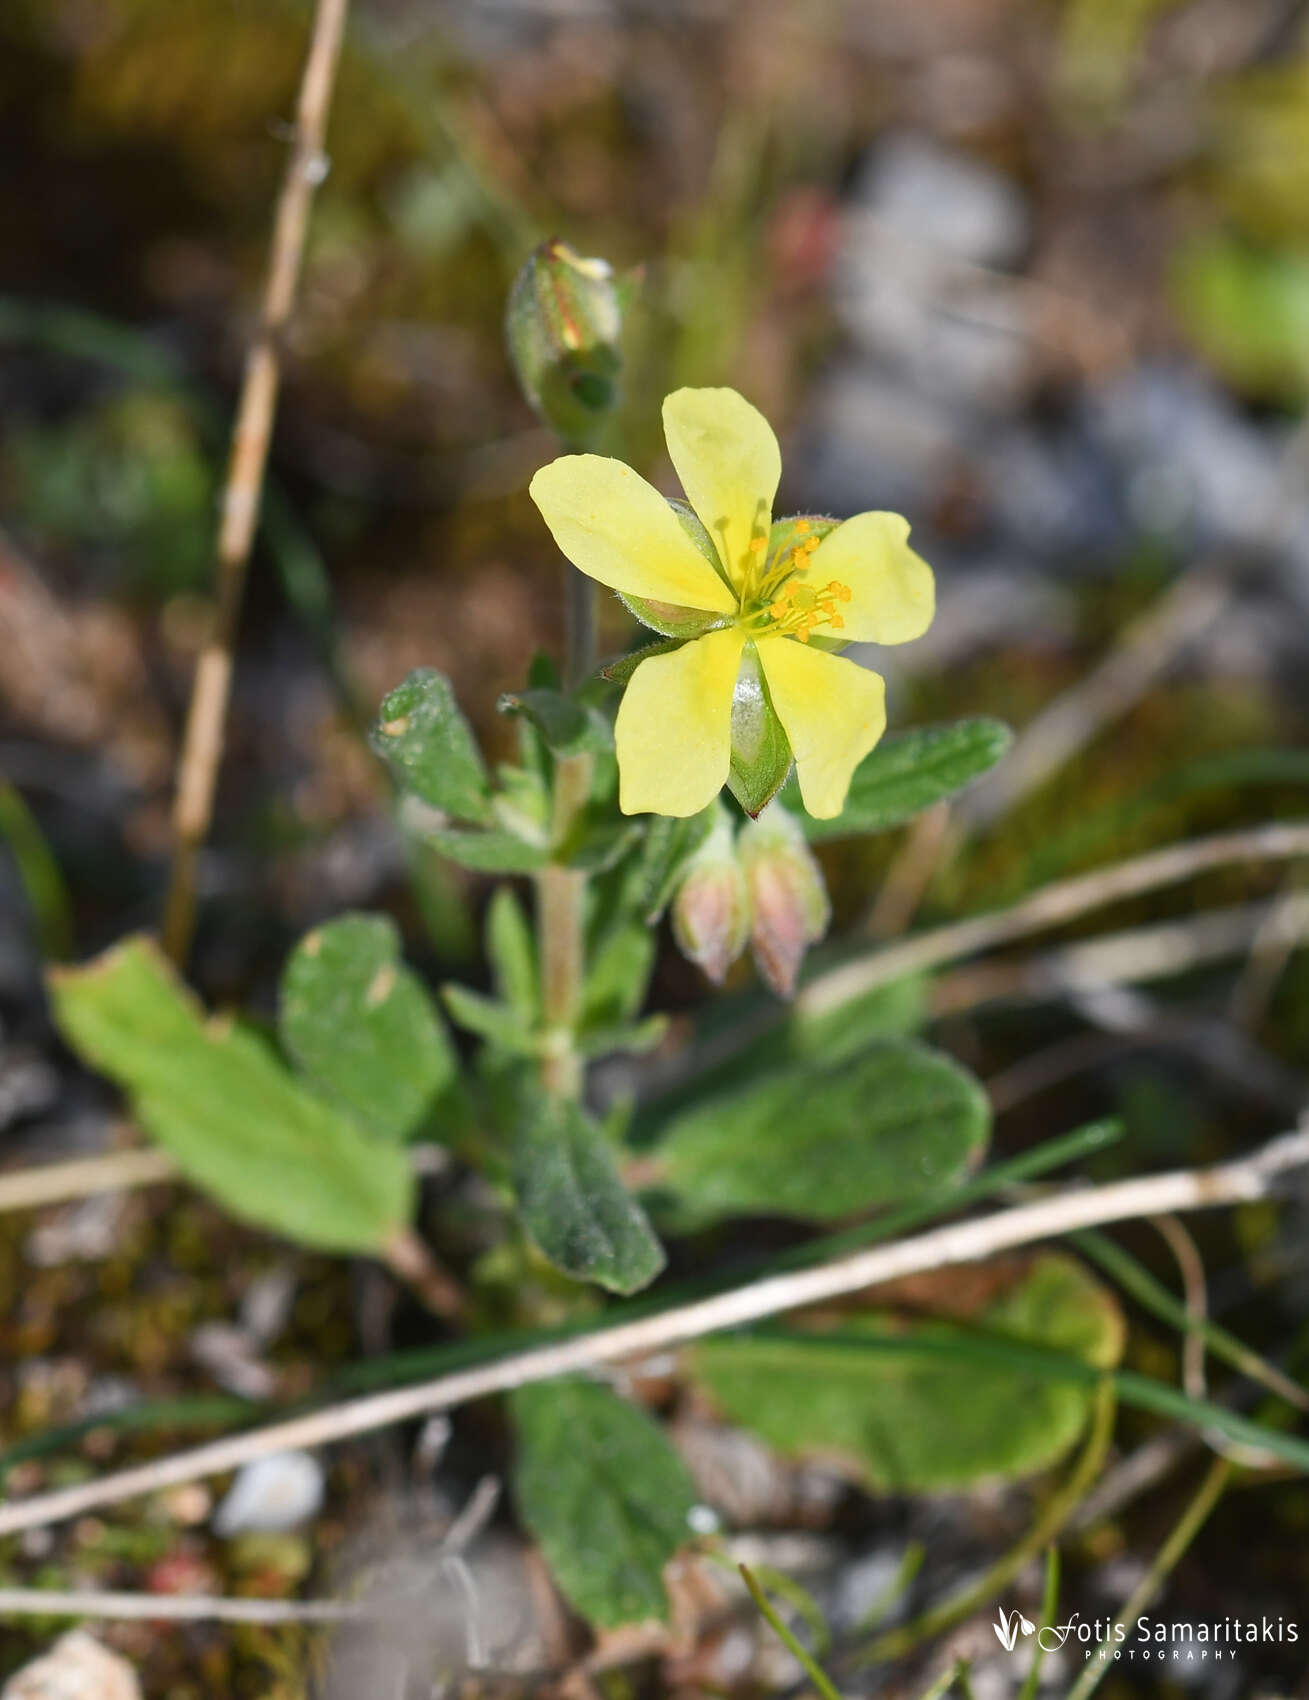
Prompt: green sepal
<box><xmin>601</xmin><ymin>636</ymin><xmax>684</xmax><ymax>688</ymax></box>
<box><xmin>727</xmin><ymin>641</ymin><xmax>792</xmax><ymax>817</ymax></box>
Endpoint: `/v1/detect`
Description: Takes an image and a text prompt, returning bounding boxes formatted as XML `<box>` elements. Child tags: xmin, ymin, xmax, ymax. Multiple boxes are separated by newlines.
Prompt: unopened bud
<box><xmin>506</xmin><ymin>238</ymin><xmax>622</xmax><ymax>447</ymax></box>
<box><xmin>671</xmin><ymin>808</ymin><xmax>750</xmax><ymax>985</ymax></box>
<box><xmin>739</xmin><ymin>801</ymin><xmax>830</xmax><ymax>998</ymax></box>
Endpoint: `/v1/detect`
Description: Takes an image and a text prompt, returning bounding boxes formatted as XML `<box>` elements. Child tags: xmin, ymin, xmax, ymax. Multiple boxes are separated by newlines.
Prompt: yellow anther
<box><xmin>830</xmin><ymin>613</ymin><xmax>845</xmax><ymax>630</ymax></box>
<box><xmin>748</xmin><ymin>535</ymin><xmax>767</xmax><ymax>553</ymax></box>
<box><xmin>794</xmin><ymin>519</ymin><xmax>810</xmax><ymax>534</ymax></box>
<box><xmin>796</xmin><ymin>626</ymin><xmax>811</xmax><ymax>642</ymax></box>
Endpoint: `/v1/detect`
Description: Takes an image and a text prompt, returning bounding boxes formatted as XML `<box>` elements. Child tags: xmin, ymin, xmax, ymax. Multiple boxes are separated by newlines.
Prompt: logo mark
<box><xmin>994</xmin><ymin>1608</ymin><xmax>1035</xmax><ymax>1652</ymax></box>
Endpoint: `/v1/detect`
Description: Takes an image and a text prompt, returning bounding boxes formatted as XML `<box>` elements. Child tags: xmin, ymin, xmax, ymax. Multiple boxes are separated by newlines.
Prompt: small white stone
<box><xmin>212</xmin><ymin>1449</ymin><xmax>324</xmax><ymax>1536</ymax></box>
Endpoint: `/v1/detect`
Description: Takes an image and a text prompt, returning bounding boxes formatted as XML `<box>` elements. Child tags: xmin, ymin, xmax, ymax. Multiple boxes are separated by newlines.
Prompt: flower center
<box><xmin>764</xmin><ymin>577</ymin><xmax>852</xmax><ymax>641</ymax></box>
<box><xmin>739</xmin><ymin>521</ymin><xmax>851</xmax><ymax>642</ymax></box>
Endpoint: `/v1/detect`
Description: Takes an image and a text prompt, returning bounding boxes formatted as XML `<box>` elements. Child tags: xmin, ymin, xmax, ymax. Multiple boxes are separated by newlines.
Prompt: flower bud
<box><xmin>671</xmin><ymin>807</ymin><xmax>750</xmax><ymax>985</ymax></box>
<box><xmin>739</xmin><ymin>800</ymin><xmax>831</xmax><ymax>998</ymax></box>
<box><xmin>506</xmin><ymin>238</ymin><xmax>622</xmax><ymax>447</ymax></box>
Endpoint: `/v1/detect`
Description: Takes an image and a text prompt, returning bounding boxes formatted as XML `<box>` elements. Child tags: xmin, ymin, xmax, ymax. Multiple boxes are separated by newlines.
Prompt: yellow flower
<box><xmin>529</xmin><ymin>387</ymin><xmax>934</xmax><ymax>819</ymax></box>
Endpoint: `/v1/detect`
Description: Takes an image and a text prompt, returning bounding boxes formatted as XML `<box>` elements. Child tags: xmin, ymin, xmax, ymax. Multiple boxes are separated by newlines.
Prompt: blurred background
<box><xmin>3</xmin><ymin>0</ymin><xmax>1309</xmax><ymax>1693</ymax></box>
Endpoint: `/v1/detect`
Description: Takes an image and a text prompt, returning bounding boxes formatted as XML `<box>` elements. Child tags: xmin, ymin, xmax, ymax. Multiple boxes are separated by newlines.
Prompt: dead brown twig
<box><xmin>162</xmin><ymin>0</ymin><xmax>351</xmax><ymax>964</ymax></box>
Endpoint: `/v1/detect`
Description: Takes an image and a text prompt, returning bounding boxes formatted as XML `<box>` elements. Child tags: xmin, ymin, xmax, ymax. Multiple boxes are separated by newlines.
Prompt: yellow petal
<box><xmin>662</xmin><ymin>388</ymin><xmax>781</xmax><ymax>591</ymax></box>
<box><xmin>805</xmin><ymin>511</ymin><xmax>934</xmax><ymax>644</ymax></box>
<box><xmin>755</xmin><ymin>636</ymin><xmax>886</xmax><ymax>819</ymax></box>
<box><xmin>615</xmin><ymin>627</ymin><xmax>745</xmax><ymax>817</ymax></box>
<box><xmin>530</xmin><ymin>455</ymin><xmax>736</xmax><ymax>614</ymax></box>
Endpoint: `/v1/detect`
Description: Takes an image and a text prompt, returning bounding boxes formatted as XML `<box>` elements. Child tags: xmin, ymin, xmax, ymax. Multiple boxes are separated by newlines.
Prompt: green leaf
<box><xmin>278</xmin><ymin>914</ymin><xmax>457</xmax><ymax>1143</ymax></box>
<box><xmin>631</xmin><ymin>971</ymin><xmax>927</xmax><ymax>1142</ymax></box>
<box><xmin>583</xmin><ymin>918</ymin><xmax>656</xmax><ymax>1028</ymax></box>
<box><xmin>370</xmin><ymin>669</ymin><xmax>492</xmax><ymax>823</ymax></box>
<box><xmin>560</xmin><ymin>817</ymin><xmax>642</xmax><ymax>876</ymax></box>
<box><xmin>441</xmin><ymin>983</ymin><xmax>540</xmax><ymax>1056</ymax></box>
<box><xmin>49</xmin><ymin>937</ymin><xmax>412</xmax><ymax>1253</ymax></box>
<box><xmin>651</xmin><ymin>1038</ymin><xmax>988</xmax><ymax>1228</ymax></box>
<box><xmin>510</xmin><ymin>1376</ymin><xmax>699</xmax><ymax>1627</ymax></box>
<box><xmin>578</xmin><ymin>1014</ymin><xmax>669</xmax><ymax>1058</ymax></box>
<box><xmin>486</xmin><ymin>888</ymin><xmax>539</xmax><ymax>1021</ymax></box>
<box><xmin>513</xmin><ymin>1096</ymin><xmax>665</xmax><ymax>1294</ymax></box>
<box><xmin>427</xmin><ymin>826</ymin><xmax>550</xmax><ymax>874</ymax></box>
<box><xmin>634</xmin><ymin>808</ymin><xmax>717</xmax><ymax>921</ymax></box>
<box><xmin>497</xmin><ymin>688</ymin><xmax>612</xmax><ymax>757</ymax></box>
<box><xmin>690</xmin><ymin>1254</ymin><xmax>1123</xmax><ymax>1491</ymax></box>
<box><xmin>796</xmin><ymin>718</ymin><xmax>1012</xmax><ymax>842</ymax></box>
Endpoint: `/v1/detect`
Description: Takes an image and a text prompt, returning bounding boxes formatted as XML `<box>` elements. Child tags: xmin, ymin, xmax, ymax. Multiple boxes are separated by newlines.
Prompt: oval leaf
<box><xmin>514</xmin><ymin>1097</ymin><xmax>665</xmax><ymax>1294</ymax></box>
<box><xmin>797</xmin><ymin>717</ymin><xmax>1012</xmax><ymax>842</ymax></box>
<box><xmin>279</xmin><ymin>913</ymin><xmax>457</xmax><ymax>1143</ymax></box>
<box><xmin>511</xmin><ymin>1376</ymin><xmax>699</xmax><ymax>1627</ymax></box>
<box><xmin>371</xmin><ymin>668</ymin><xmax>492</xmax><ymax>823</ymax></box>
<box><xmin>652</xmin><ymin>1039</ymin><xmax>989</xmax><ymax>1228</ymax></box>
<box><xmin>49</xmin><ymin>937</ymin><xmax>412</xmax><ymax>1254</ymax></box>
<box><xmin>690</xmin><ymin>1254</ymin><xmax>1123</xmax><ymax>1490</ymax></box>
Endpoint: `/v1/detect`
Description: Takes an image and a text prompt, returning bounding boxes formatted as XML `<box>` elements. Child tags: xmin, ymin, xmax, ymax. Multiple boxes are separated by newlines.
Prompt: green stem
<box><xmin>1063</xmin><ymin>1456</ymin><xmax>1231</xmax><ymax>1700</ymax></box>
<box><xmin>1017</xmin><ymin>1546</ymin><xmax>1060</xmax><ymax>1700</ymax></box>
<box><xmin>536</xmin><ymin>749</ymin><xmax>593</xmax><ymax>1097</ymax></box>
<box><xmin>740</xmin><ymin>1564</ymin><xmax>844</xmax><ymax>1700</ymax></box>
<box><xmin>860</xmin><ymin>1384</ymin><xmax>1117</xmax><ymax>1667</ymax></box>
<box><xmin>564</xmin><ymin>565</ymin><xmax>596</xmax><ymax>690</ymax></box>
<box><xmin>0</xmin><ymin>781</ymin><xmax>73</xmax><ymax>961</ymax></box>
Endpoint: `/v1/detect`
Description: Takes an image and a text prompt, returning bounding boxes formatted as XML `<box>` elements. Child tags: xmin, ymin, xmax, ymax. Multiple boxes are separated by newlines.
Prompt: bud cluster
<box><xmin>671</xmin><ymin>801</ymin><xmax>830</xmax><ymax>998</ymax></box>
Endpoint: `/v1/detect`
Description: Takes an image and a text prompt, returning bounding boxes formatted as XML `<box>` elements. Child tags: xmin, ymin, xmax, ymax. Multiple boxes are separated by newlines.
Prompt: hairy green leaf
<box><xmin>514</xmin><ymin>1097</ymin><xmax>665</xmax><ymax>1294</ymax></box>
<box><xmin>442</xmin><ymin>983</ymin><xmax>540</xmax><ymax>1056</ymax></box>
<box><xmin>652</xmin><ymin>1039</ymin><xmax>988</xmax><ymax>1227</ymax></box>
<box><xmin>486</xmin><ymin>887</ymin><xmax>539</xmax><ymax>1020</ymax></box>
<box><xmin>50</xmin><ymin>937</ymin><xmax>412</xmax><ymax>1253</ymax></box>
<box><xmin>511</xmin><ymin>1376</ymin><xmax>699</xmax><ymax>1626</ymax></box>
<box><xmin>427</xmin><ymin>826</ymin><xmax>550</xmax><ymax>873</ymax></box>
<box><xmin>279</xmin><ymin>914</ymin><xmax>457</xmax><ymax>1143</ymax></box>
<box><xmin>498</xmin><ymin>688</ymin><xmax>612</xmax><ymax>757</ymax></box>
<box><xmin>634</xmin><ymin>808</ymin><xmax>717</xmax><ymax>921</ymax></box>
<box><xmin>796</xmin><ymin>718</ymin><xmax>1012</xmax><ymax>842</ymax></box>
<box><xmin>371</xmin><ymin>668</ymin><xmax>492</xmax><ymax>822</ymax></box>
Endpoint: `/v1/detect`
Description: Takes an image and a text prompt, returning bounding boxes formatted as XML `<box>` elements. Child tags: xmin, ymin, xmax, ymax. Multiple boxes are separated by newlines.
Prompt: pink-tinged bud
<box><xmin>671</xmin><ymin>809</ymin><xmax>750</xmax><ymax>985</ymax></box>
<box><xmin>739</xmin><ymin>801</ymin><xmax>831</xmax><ymax>998</ymax></box>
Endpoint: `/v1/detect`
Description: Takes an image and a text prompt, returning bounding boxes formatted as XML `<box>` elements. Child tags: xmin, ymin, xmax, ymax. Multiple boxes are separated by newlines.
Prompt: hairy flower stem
<box><xmin>537</xmin><ymin>749</ymin><xmax>593</xmax><ymax>1097</ymax></box>
<box><xmin>564</xmin><ymin>568</ymin><xmax>597</xmax><ymax>691</ymax></box>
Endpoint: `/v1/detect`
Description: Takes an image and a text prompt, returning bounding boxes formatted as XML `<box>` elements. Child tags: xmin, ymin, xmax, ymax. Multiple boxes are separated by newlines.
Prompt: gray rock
<box><xmin>790</xmin><ymin>365</ymin><xmax>962</xmax><ymax>517</ymax></box>
<box><xmin>848</xmin><ymin>133</ymin><xmax>1030</xmax><ymax>268</ymax></box>
<box><xmin>835</xmin><ymin>135</ymin><xmax>1034</xmax><ymax>410</ymax></box>
<box><xmin>1091</xmin><ymin>364</ymin><xmax>1308</xmax><ymax>562</ymax></box>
